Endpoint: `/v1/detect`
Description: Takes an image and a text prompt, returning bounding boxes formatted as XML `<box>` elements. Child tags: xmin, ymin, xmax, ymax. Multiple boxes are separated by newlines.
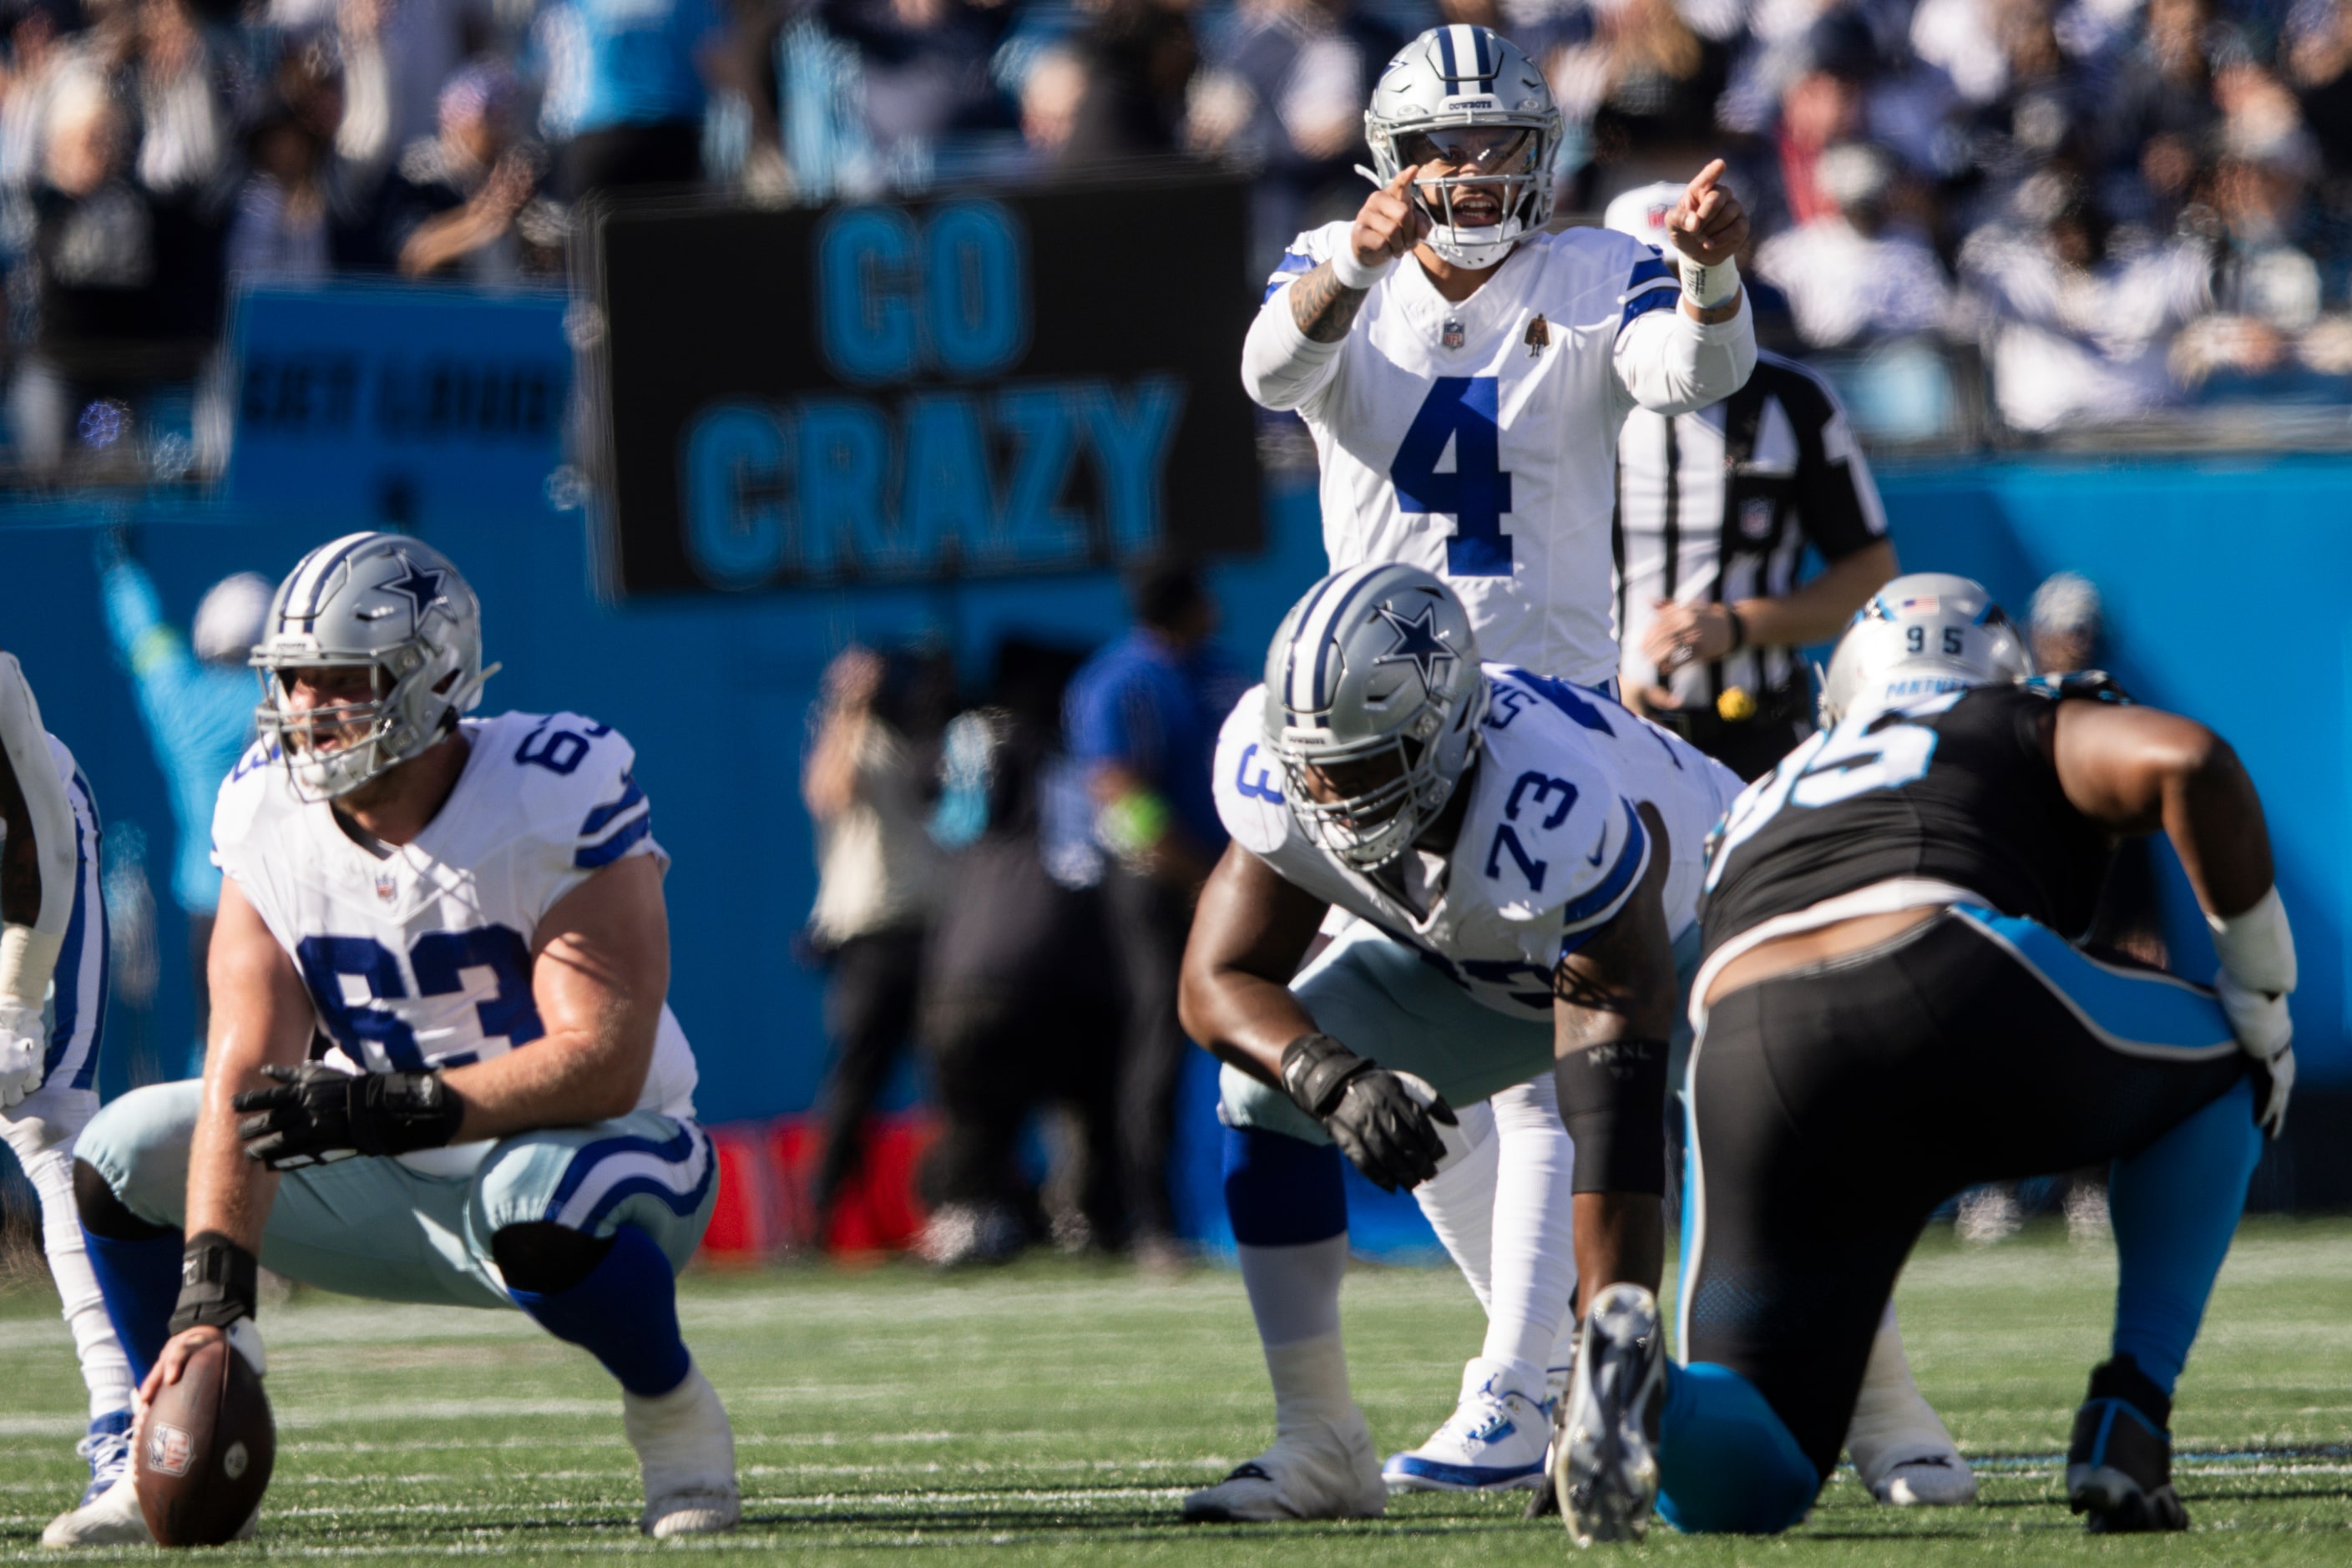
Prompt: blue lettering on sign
<box><xmin>924</xmin><ymin>202</ymin><xmax>1028</xmax><ymax>377</ymax></box>
<box><xmin>817</xmin><ymin>206</ymin><xmax>921</xmax><ymax>384</ymax></box>
<box><xmin>817</xmin><ymin>200</ymin><xmax>1027</xmax><ymax>384</ymax></box>
<box><xmin>1234</xmin><ymin>742</ymin><xmax>1284</xmax><ymax>803</ymax></box>
<box><xmin>1392</xmin><ymin>377</ymin><xmax>1515</xmax><ymax>577</ymax></box>
<box><xmin>994</xmin><ymin>385</ymin><xmax>1085</xmax><ymax>568</ymax></box>
<box><xmin>682</xmin><ymin>402</ymin><xmax>789</xmax><ymax>590</ymax></box>
<box><xmin>1079</xmin><ymin>377</ymin><xmax>1186</xmax><ymax>554</ymax></box>
<box><xmin>675</xmin><ymin>377</ymin><xmax>1186</xmax><ymax>589</ymax></box>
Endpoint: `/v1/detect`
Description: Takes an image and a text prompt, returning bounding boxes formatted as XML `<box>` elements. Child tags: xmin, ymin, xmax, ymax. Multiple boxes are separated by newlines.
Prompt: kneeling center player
<box><xmin>48</xmin><ymin>534</ymin><xmax>740</xmax><ymax>1545</ymax></box>
<box><xmin>1557</xmin><ymin>574</ymin><xmax>2292</xmax><ymax>1541</ymax></box>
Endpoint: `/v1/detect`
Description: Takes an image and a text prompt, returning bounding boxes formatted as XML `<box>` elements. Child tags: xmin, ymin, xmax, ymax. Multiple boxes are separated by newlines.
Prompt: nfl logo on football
<box><xmin>147</xmin><ymin>1424</ymin><xmax>194</xmax><ymax>1478</ymax></box>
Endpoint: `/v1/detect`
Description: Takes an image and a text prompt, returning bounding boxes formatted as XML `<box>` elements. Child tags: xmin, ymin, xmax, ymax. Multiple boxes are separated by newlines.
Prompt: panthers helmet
<box><xmin>1819</xmin><ymin>573</ymin><xmax>2033</xmax><ymax>725</ymax></box>
<box><xmin>1367</xmin><ymin>26</ymin><xmax>1563</xmax><ymax>271</ymax></box>
<box><xmin>1263</xmin><ymin>564</ymin><xmax>1487</xmax><ymax>870</ymax></box>
<box><xmin>251</xmin><ymin>533</ymin><xmax>495</xmax><ymax>801</ymax></box>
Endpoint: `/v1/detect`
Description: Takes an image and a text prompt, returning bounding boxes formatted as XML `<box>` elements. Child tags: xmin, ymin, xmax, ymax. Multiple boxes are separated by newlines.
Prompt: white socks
<box><xmin>8</xmin><ymin>1125</ymin><xmax>134</xmax><ymax>1419</ymax></box>
<box><xmin>1411</xmin><ymin>1075</ymin><xmax>1580</xmax><ymax>1391</ymax></box>
<box><xmin>1237</xmin><ymin>1236</ymin><xmax>1355</xmax><ymax>1432</ymax></box>
<box><xmin>1845</xmin><ymin>1300</ymin><xmax>1960</xmax><ymax>1474</ymax></box>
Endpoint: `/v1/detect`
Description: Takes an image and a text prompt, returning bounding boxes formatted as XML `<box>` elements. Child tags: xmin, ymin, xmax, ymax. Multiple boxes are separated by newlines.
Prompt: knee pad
<box><xmin>492</xmin><ymin>1222</ymin><xmax>618</xmax><ymax>1295</ymax></box>
<box><xmin>1221</xmin><ymin>1125</ymin><xmax>1346</xmax><ymax>1247</ymax></box>
<box><xmin>73</xmin><ymin>1158</ymin><xmax>174</xmax><ymax>1242</ymax></box>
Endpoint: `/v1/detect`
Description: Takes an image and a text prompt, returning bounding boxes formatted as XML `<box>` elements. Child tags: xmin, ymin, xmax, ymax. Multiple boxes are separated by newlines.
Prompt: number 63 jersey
<box><xmin>212</xmin><ymin>711</ymin><xmax>700</xmax><ymax>1142</ymax></box>
<box><xmin>1215</xmin><ymin>665</ymin><xmax>1741</xmax><ymax>1019</ymax></box>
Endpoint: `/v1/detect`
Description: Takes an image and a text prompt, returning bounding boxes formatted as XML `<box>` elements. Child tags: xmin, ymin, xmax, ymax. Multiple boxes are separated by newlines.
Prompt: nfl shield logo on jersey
<box><xmin>1441</xmin><ymin>316</ymin><xmax>1466</xmax><ymax>351</ymax></box>
<box><xmin>1740</xmin><ymin>498</ymin><xmax>1774</xmax><ymax>539</ymax></box>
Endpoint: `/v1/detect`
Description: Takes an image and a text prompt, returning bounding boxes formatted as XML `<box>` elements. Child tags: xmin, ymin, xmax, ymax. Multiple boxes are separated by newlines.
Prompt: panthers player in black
<box><xmin>1554</xmin><ymin>574</ymin><xmax>2294</xmax><ymax>1543</ymax></box>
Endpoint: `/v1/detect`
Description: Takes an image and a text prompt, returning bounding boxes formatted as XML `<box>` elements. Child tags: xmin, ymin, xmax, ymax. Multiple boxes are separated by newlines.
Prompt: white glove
<box><xmin>0</xmin><ymin>1002</ymin><xmax>45</xmax><ymax>1110</ymax></box>
<box><xmin>2217</xmin><ymin>972</ymin><xmax>2294</xmax><ymax>1139</ymax></box>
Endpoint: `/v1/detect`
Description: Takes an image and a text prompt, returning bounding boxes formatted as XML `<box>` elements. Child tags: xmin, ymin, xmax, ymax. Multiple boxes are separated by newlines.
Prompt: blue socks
<box><xmin>1222</xmin><ymin>1125</ymin><xmax>1347</xmax><ymax>1247</ymax></box>
<box><xmin>81</xmin><ymin>1227</ymin><xmax>180</xmax><ymax>1388</ymax></box>
<box><xmin>2109</xmin><ymin>1078</ymin><xmax>2261</xmax><ymax>1395</ymax></box>
<box><xmin>1656</xmin><ymin>1361</ymin><xmax>1820</xmax><ymax>1535</ymax></box>
<box><xmin>507</xmin><ymin>1224</ymin><xmax>691</xmax><ymax>1398</ymax></box>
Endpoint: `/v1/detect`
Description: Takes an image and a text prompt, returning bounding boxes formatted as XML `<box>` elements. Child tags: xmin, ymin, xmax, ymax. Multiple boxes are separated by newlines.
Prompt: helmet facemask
<box><xmin>1274</xmin><ymin>677</ymin><xmax>1486</xmax><ymax>872</ymax></box>
<box><xmin>250</xmin><ymin>533</ymin><xmax>495</xmax><ymax>804</ymax></box>
<box><xmin>1383</xmin><ymin>124</ymin><xmax>1551</xmax><ymax>270</ymax></box>
<box><xmin>1364</xmin><ymin>27</ymin><xmax>1564</xmax><ymax>272</ymax></box>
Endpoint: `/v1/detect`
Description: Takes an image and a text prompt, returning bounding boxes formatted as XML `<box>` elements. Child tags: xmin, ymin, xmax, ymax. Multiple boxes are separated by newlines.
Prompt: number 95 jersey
<box><xmin>212</xmin><ymin>711</ymin><xmax>699</xmax><ymax>1124</ymax></box>
<box><xmin>1215</xmin><ymin>665</ymin><xmax>1741</xmax><ymax>1019</ymax></box>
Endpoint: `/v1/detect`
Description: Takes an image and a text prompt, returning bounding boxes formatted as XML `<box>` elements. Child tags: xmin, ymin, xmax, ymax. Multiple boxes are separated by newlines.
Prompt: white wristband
<box><xmin>1681</xmin><ymin>252</ymin><xmax>1740</xmax><ymax>310</ymax></box>
<box><xmin>1328</xmin><ymin>246</ymin><xmax>1395</xmax><ymax>291</ymax></box>
<box><xmin>2208</xmin><ymin>884</ymin><xmax>2295</xmax><ymax>996</ymax></box>
<box><xmin>0</xmin><ymin>924</ymin><xmax>61</xmax><ymax>1011</ymax></box>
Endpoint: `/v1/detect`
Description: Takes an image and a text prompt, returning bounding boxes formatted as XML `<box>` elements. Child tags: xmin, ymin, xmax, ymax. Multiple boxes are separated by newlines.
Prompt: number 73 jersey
<box><xmin>1262</xmin><ymin>221</ymin><xmax>1679</xmax><ymax>689</ymax></box>
<box><xmin>212</xmin><ymin>711</ymin><xmax>699</xmax><ymax>1124</ymax></box>
<box><xmin>1214</xmin><ymin>665</ymin><xmax>1741</xmax><ymax>1019</ymax></box>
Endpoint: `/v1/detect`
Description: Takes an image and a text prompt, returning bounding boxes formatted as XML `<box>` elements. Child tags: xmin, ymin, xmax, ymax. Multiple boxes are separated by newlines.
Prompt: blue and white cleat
<box><xmin>1383</xmin><ymin>1357</ymin><xmax>1552</xmax><ymax>1493</ymax></box>
<box><xmin>1553</xmin><ymin>1284</ymin><xmax>1666</xmax><ymax>1546</ymax></box>
<box><xmin>75</xmin><ymin>1411</ymin><xmax>133</xmax><ymax>1510</ymax></box>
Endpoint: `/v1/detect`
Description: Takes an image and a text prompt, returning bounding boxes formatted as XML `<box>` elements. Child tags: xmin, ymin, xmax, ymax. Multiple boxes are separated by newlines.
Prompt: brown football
<box><xmin>134</xmin><ymin>1335</ymin><xmax>276</xmax><ymax>1546</ymax></box>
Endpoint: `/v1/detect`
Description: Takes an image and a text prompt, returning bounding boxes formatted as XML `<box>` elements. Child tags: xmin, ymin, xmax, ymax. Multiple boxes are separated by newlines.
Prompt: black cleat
<box><xmin>2066</xmin><ymin>1356</ymin><xmax>2188</xmax><ymax>1534</ymax></box>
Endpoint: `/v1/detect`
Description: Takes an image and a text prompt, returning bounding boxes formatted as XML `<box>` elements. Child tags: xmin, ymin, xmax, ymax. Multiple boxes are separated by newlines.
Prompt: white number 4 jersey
<box><xmin>1251</xmin><ymin>223</ymin><xmax>1685</xmax><ymax>688</ymax></box>
<box><xmin>1214</xmin><ymin>665</ymin><xmax>1742</xmax><ymax>1019</ymax></box>
<box><xmin>213</xmin><ymin>711</ymin><xmax>698</xmax><ymax>1128</ymax></box>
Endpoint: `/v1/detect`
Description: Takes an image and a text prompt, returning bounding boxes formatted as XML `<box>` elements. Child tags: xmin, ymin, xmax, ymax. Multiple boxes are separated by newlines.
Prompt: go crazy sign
<box><xmin>585</xmin><ymin>175</ymin><xmax>1262</xmax><ymax>596</ymax></box>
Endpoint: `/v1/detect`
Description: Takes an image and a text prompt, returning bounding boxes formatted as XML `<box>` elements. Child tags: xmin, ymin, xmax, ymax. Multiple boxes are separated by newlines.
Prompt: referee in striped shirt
<box><xmin>1603</xmin><ymin>184</ymin><xmax>1899</xmax><ymax>780</ymax></box>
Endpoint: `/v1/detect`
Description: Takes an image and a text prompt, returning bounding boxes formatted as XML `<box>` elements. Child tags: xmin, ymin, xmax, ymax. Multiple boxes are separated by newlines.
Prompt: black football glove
<box><xmin>233</xmin><ymin>1064</ymin><xmax>465</xmax><ymax>1169</ymax></box>
<box><xmin>1280</xmin><ymin>1033</ymin><xmax>1454</xmax><ymax>1192</ymax></box>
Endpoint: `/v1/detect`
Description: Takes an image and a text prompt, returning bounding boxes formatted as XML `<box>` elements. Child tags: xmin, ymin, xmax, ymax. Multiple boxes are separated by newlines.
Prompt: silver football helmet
<box><xmin>1263</xmin><ymin>563</ymin><xmax>1487</xmax><ymax>870</ymax></box>
<box><xmin>251</xmin><ymin>533</ymin><xmax>497</xmax><ymax>801</ymax></box>
<box><xmin>1820</xmin><ymin>573</ymin><xmax>2033</xmax><ymax>725</ymax></box>
<box><xmin>1367</xmin><ymin>26</ymin><xmax>1563</xmax><ymax>271</ymax></box>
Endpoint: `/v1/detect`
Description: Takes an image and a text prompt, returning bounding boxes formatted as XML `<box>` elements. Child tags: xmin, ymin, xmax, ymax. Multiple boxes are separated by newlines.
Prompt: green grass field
<box><xmin>4</xmin><ymin>1216</ymin><xmax>2351</xmax><ymax>1564</ymax></box>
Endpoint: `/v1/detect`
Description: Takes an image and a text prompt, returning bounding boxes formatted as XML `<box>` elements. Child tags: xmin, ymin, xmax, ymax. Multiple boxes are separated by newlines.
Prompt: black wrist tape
<box><xmin>1557</xmin><ymin>1038</ymin><xmax>1670</xmax><ymax>1196</ymax></box>
<box><xmin>1280</xmin><ymin>1033</ymin><xmax>1373</xmax><ymax>1120</ymax></box>
<box><xmin>168</xmin><ymin>1231</ymin><xmax>260</xmax><ymax>1334</ymax></box>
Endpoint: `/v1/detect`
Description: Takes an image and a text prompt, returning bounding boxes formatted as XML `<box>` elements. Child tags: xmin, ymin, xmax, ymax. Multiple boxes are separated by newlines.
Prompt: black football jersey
<box><xmin>1700</xmin><ymin>680</ymin><xmax>2119</xmax><ymax>958</ymax></box>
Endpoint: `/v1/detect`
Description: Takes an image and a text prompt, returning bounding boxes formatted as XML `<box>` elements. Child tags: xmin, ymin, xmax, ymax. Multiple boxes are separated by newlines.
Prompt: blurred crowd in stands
<box><xmin>6</xmin><ymin>0</ymin><xmax>2352</xmax><ymax>474</ymax></box>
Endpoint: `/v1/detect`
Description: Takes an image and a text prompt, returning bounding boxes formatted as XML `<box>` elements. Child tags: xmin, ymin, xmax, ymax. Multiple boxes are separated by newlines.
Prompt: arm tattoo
<box><xmin>1289</xmin><ymin>260</ymin><xmax>1369</xmax><ymax>344</ymax></box>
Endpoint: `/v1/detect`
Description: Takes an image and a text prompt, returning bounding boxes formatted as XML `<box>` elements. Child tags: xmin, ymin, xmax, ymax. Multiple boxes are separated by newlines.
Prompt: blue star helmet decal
<box><xmin>1373</xmin><ymin>599</ymin><xmax>1457</xmax><ymax>689</ymax></box>
<box><xmin>381</xmin><ymin>554</ymin><xmax>449</xmax><ymax>628</ymax></box>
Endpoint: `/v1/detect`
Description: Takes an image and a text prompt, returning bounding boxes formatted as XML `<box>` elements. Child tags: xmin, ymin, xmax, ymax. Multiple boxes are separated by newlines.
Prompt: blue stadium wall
<box><xmin>5</xmin><ymin>451</ymin><xmax>2347</xmax><ymax>1239</ymax></box>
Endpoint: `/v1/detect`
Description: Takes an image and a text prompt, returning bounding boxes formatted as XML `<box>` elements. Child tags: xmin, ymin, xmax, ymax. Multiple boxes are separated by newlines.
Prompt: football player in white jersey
<box><xmin>1241</xmin><ymin>23</ymin><xmax>1758</xmax><ymax>1491</ymax></box>
<box><xmin>1176</xmin><ymin>564</ymin><xmax>1736</xmax><ymax>1522</ymax></box>
<box><xmin>44</xmin><ymin>534</ymin><xmax>738</xmax><ymax>1546</ymax></box>
<box><xmin>0</xmin><ymin>654</ymin><xmax>135</xmax><ymax>1519</ymax></box>
<box><xmin>1242</xmin><ymin>23</ymin><xmax>1756</xmax><ymax>688</ymax></box>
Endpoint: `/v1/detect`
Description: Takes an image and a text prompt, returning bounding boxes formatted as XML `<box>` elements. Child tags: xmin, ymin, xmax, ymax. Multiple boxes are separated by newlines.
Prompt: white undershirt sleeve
<box><xmin>0</xmin><ymin>654</ymin><xmax>74</xmax><ymax>1009</ymax></box>
<box><xmin>1241</xmin><ymin>285</ymin><xmax>1347</xmax><ymax>412</ymax></box>
<box><xmin>1611</xmin><ymin>291</ymin><xmax>1759</xmax><ymax>416</ymax></box>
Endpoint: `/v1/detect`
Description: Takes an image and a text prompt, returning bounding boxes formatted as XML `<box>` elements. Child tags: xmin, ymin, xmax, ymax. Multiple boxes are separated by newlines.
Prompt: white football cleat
<box><xmin>1868</xmin><ymin>1452</ymin><xmax>1980</xmax><ymax>1506</ymax></box>
<box><xmin>1383</xmin><ymin>1356</ymin><xmax>1551</xmax><ymax>1492</ymax></box>
<box><xmin>1182</xmin><ymin>1408</ymin><xmax>1387</xmax><ymax>1523</ymax></box>
<box><xmin>1553</xmin><ymin>1283</ymin><xmax>1666</xmax><ymax>1547</ymax></box>
<box><xmin>41</xmin><ymin>1473</ymin><xmax>151</xmax><ymax>1548</ymax></box>
<box><xmin>1847</xmin><ymin>1308</ymin><xmax>1977</xmax><ymax>1507</ymax></box>
<box><xmin>624</xmin><ymin>1363</ymin><xmax>741</xmax><ymax>1538</ymax></box>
